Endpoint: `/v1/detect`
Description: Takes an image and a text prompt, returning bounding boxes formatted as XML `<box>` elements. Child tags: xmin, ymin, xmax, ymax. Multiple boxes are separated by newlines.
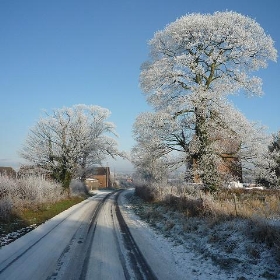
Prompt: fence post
<box><xmin>233</xmin><ymin>194</ymin><xmax>238</xmax><ymax>216</ymax></box>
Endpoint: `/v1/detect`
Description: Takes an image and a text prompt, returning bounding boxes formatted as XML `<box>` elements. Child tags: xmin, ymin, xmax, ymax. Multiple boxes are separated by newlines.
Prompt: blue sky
<box><xmin>0</xmin><ymin>0</ymin><xmax>279</xmax><ymax>173</ymax></box>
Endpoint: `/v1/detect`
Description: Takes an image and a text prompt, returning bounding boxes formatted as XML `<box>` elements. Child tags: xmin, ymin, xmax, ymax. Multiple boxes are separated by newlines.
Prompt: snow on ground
<box><xmin>120</xmin><ymin>189</ymin><xmax>280</xmax><ymax>280</ymax></box>
<box><xmin>0</xmin><ymin>224</ymin><xmax>37</xmax><ymax>247</ymax></box>
<box><xmin>1</xmin><ymin>189</ymin><xmax>279</xmax><ymax>279</ymax></box>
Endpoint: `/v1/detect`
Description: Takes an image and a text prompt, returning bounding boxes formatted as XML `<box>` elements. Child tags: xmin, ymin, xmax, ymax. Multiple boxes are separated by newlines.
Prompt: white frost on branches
<box><xmin>134</xmin><ymin>11</ymin><xmax>277</xmax><ymax>187</ymax></box>
<box><xmin>141</xmin><ymin>11</ymin><xmax>277</xmax><ymax>110</ymax></box>
<box><xmin>20</xmin><ymin>104</ymin><xmax>124</xmax><ymax>184</ymax></box>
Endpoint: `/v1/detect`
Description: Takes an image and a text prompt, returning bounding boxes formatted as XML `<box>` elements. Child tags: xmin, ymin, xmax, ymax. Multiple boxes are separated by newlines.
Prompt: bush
<box><xmin>0</xmin><ymin>174</ymin><xmax>67</xmax><ymax>220</ymax></box>
<box><xmin>135</xmin><ymin>184</ymin><xmax>159</xmax><ymax>202</ymax></box>
<box><xmin>0</xmin><ymin>197</ymin><xmax>12</xmax><ymax>221</ymax></box>
<box><xmin>70</xmin><ymin>179</ymin><xmax>88</xmax><ymax>196</ymax></box>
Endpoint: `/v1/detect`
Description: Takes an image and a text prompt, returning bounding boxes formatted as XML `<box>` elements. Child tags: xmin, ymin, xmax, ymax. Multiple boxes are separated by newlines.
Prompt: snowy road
<box><xmin>1</xmin><ymin>188</ymin><xmax>277</xmax><ymax>280</ymax></box>
<box><xmin>0</xmin><ymin>190</ymin><xmax>165</xmax><ymax>280</ymax></box>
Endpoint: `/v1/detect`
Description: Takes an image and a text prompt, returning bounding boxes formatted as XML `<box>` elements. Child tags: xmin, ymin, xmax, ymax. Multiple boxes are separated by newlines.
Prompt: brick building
<box><xmin>86</xmin><ymin>167</ymin><xmax>111</xmax><ymax>188</ymax></box>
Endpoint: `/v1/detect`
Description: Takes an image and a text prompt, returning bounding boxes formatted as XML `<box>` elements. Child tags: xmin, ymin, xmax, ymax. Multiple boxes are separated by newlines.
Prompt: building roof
<box><xmin>90</xmin><ymin>167</ymin><xmax>110</xmax><ymax>176</ymax></box>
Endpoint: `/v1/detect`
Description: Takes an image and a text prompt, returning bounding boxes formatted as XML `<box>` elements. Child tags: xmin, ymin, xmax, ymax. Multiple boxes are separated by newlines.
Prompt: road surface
<box><xmin>0</xmin><ymin>189</ymin><xmax>183</xmax><ymax>280</ymax></box>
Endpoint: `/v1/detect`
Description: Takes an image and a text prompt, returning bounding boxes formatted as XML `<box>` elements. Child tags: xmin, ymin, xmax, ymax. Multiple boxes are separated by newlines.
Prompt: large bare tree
<box><xmin>137</xmin><ymin>11</ymin><xmax>277</xmax><ymax>189</ymax></box>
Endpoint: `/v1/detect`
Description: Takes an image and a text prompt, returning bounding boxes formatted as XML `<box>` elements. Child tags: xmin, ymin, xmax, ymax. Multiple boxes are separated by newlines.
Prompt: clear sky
<box><xmin>0</xmin><ymin>0</ymin><xmax>279</xmax><ymax>173</ymax></box>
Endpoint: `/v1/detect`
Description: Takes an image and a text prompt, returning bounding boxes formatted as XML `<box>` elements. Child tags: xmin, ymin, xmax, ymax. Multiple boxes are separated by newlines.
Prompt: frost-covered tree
<box><xmin>20</xmin><ymin>104</ymin><xmax>123</xmax><ymax>189</ymax></box>
<box><xmin>133</xmin><ymin>101</ymin><xmax>272</xmax><ymax>187</ymax></box>
<box><xmin>131</xmin><ymin>144</ymin><xmax>169</xmax><ymax>184</ymax></box>
<box><xmin>139</xmin><ymin>11</ymin><xmax>277</xmax><ymax>189</ymax></box>
<box><xmin>255</xmin><ymin>131</ymin><xmax>280</xmax><ymax>188</ymax></box>
<box><xmin>132</xmin><ymin>117</ymin><xmax>189</xmax><ymax>187</ymax></box>
<box><xmin>132</xmin><ymin>111</ymin><xmax>192</xmax><ymax>180</ymax></box>
<box><xmin>132</xmin><ymin>119</ymin><xmax>170</xmax><ymax>184</ymax></box>
<box><xmin>269</xmin><ymin>131</ymin><xmax>280</xmax><ymax>185</ymax></box>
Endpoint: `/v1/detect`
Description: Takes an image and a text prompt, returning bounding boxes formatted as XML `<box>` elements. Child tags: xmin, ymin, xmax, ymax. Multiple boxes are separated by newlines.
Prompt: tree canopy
<box><xmin>140</xmin><ymin>11</ymin><xmax>277</xmax><ymax>107</ymax></box>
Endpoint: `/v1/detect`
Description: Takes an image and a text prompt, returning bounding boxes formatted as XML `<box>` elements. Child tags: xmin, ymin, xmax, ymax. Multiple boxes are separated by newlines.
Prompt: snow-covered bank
<box><xmin>120</xmin><ymin>189</ymin><xmax>280</xmax><ymax>280</ymax></box>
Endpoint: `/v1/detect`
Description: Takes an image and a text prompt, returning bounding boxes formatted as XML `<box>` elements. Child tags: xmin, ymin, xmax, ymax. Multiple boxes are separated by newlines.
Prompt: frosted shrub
<box><xmin>0</xmin><ymin>174</ymin><xmax>67</xmax><ymax>216</ymax></box>
<box><xmin>0</xmin><ymin>175</ymin><xmax>16</xmax><ymax>220</ymax></box>
<box><xmin>134</xmin><ymin>184</ymin><xmax>159</xmax><ymax>202</ymax></box>
<box><xmin>70</xmin><ymin>179</ymin><xmax>87</xmax><ymax>196</ymax></box>
<box><xmin>16</xmin><ymin>176</ymin><xmax>67</xmax><ymax>208</ymax></box>
<box><xmin>0</xmin><ymin>174</ymin><xmax>17</xmax><ymax>197</ymax></box>
<box><xmin>0</xmin><ymin>197</ymin><xmax>12</xmax><ymax>221</ymax></box>
<box><xmin>17</xmin><ymin>176</ymin><xmax>66</xmax><ymax>205</ymax></box>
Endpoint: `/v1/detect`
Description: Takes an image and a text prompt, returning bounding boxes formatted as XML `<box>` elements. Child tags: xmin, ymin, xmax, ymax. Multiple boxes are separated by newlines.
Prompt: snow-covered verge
<box><xmin>0</xmin><ymin>177</ymin><xmax>92</xmax><ymax>247</ymax></box>
<box><xmin>120</xmin><ymin>189</ymin><xmax>280</xmax><ymax>280</ymax></box>
<box><xmin>0</xmin><ymin>224</ymin><xmax>37</xmax><ymax>247</ymax></box>
<box><xmin>0</xmin><ymin>188</ymin><xmax>106</xmax><ymax>249</ymax></box>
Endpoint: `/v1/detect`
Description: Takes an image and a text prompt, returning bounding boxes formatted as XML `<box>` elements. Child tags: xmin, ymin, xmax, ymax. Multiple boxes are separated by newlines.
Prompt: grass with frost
<box><xmin>0</xmin><ymin>196</ymin><xmax>85</xmax><ymax>247</ymax></box>
<box><xmin>127</xmin><ymin>189</ymin><xmax>280</xmax><ymax>279</ymax></box>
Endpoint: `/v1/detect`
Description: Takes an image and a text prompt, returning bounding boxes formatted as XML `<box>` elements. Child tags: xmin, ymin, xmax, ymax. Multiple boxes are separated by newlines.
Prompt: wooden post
<box><xmin>233</xmin><ymin>194</ymin><xmax>238</xmax><ymax>216</ymax></box>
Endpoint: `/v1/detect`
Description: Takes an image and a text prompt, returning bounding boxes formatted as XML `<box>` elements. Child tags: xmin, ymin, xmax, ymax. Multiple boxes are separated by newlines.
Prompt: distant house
<box><xmin>86</xmin><ymin>167</ymin><xmax>111</xmax><ymax>188</ymax></box>
<box><xmin>84</xmin><ymin>178</ymin><xmax>99</xmax><ymax>190</ymax></box>
<box><xmin>0</xmin><ymin>167</ymin><xmax>16</xmax><ymax>178</ymax></box>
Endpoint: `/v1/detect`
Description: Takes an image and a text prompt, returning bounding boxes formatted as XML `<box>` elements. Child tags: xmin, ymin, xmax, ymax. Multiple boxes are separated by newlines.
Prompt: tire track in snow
<box><xmin>49</xmin><ymin>191</ymin><xmax>114</xmax><ymax>280</ymax></box>
<box><xmin>114</xmin><ymin>190</ymin><xmax>158</xmax><ymax>280</ymax></box>
<box><xmin>1</xmin><ymin>190</ymin><xmax>158</xmax><ymax>280</ymax></box>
